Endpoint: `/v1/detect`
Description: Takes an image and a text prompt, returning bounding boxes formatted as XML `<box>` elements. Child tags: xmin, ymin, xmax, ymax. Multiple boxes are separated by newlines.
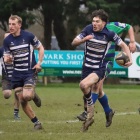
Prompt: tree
<box><xmin>0</xmin><ymin>0</ymin><xmax>140</xmax><ymax>50</ymax></box>
<box><xmin>0</xmin><ymin>0</ymin><xmax>36</xmax><ymax>31</ymax></box>
<box><xmin>40</xmin><ymin>0</ymin><xmax>69</xmax><ymax>50</ymax></box>
<box><xmin>105</xmin><ymin>0</ymin><xmax>140</xmax><ymax>26</ymax></box>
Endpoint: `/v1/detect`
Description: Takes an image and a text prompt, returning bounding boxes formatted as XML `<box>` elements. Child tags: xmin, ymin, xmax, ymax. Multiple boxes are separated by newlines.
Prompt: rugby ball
<box><xmin>115</xmin><ymin>52</ymin><xmax>130</xmax><ymax>66</ymax></box>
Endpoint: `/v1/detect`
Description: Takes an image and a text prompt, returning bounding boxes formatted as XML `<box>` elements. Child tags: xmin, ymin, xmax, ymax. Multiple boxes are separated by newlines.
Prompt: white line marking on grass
<box><xmin>47</xmin><ymin>120</ymin><xmax>79</xmax><ymax>124</ymax></box>
<box><xmin>115</xmin><ymin>112</ymin><xmax>137</xmax><ymax>115</ymax></box>
<box><xmin>8</xmin><ymin>120</ymin><xmax>21</xmax><ymax>123</ymax></box>
<box><xmin>66</xmin><ymin>120</ymin><xmax>79</xmax><ymax>123</ymax></box>
<box><xmin>7</xmin><ymin>112</ymin><xmax>138</xmax><ymax>124</ymax></box>
<box><xmin>47</xmin><ymin>132</ymin><xmax>78</xmax><ymax>135</ymax></box>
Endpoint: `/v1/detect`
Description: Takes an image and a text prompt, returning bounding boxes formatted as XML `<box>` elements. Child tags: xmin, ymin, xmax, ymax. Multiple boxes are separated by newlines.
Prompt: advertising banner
<box><xmin>0</xmin><ymin>51</ymin><xmax>139</xmax><ymax>77</ymax></box>
<box><xmin>128</xmin><ymin>52</ymin><xmax>140</xmax><ymax>78</ymax></box>
<box><xmin>0</xmin><ymin>50</ymin><xmax>131</xmax><ymax>78</ymax></box>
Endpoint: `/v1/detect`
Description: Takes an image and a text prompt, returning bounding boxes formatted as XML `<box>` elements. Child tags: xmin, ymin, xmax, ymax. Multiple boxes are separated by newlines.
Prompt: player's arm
<box><xmin>71</xmin><ymin>25</ymin><xmax>93</xmax><ymax>47</ymax></box>
<box><xmin>32</xmin><ymin>44</ymin><xmax>44</xmax><ymax>73</ymax></box>
<box><xmin>31</xmin><ymin>34</ymin><xmax>44</xmax><ymax>73</ymax></box>
<box><xmin>112</xmin><ymin>32</ymin><xmax>132</xmax><ymax>67</ymax></box>
<box><xmin>30</xmin><ymin>34</ymin><xmax>44</xmax><ymax>64</ymax></box>
<box><xmin>118</xmin><ymin>40</ymin><xmax>132</xmax><ymax>67</ymax></box>
<box><xmin>3</xmin><ymin>39</ymin><xmax>13</xmax><ymax>64</ymax></box>
<box><xmin>36</xmin><ymin>44</ymin><xmax>44</xmax><ymax>66</ymax></box>
<box><xmin>71</xmin><ymin>35</ymin><xmax>93</xmax><ymax>47</ymax></box>
<box><xmin>127</xmin><ymin>25</ymin><xmax>136</xmax><ymax>53</ymax></box>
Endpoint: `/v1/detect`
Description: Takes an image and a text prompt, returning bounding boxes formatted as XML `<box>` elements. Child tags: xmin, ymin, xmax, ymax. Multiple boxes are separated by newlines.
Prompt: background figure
<box><xmin>3</xmin><ymin>15</ymin><xmax>44</xmax><ymax>130</ymax></box>
<box><xmin>0</xmin><ymin>32</ymin><xmax>20</xmax><ymax>120</ymax></box>
<box><xmin>77</xmin><ymin>21</ymin><xmax>136</xmax><ymax>127</ymax></box>
<box><xmin>71</xmin><ymin>9</ymin><xmax>132</xmax><ymax>132</ymax></box>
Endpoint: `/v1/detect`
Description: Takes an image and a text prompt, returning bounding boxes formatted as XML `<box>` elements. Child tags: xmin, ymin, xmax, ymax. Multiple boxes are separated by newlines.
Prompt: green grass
<box><xmin>0</xmin><ymin>83</ymin><xmax>140</xmax><ymax>140</ymax></box>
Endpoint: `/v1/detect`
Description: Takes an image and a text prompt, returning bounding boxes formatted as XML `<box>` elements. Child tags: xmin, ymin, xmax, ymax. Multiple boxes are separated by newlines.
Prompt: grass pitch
<box><xmin>0</xmin><ymin>83</ymin><xmax>140</xmax><ymax>140</ymax></box>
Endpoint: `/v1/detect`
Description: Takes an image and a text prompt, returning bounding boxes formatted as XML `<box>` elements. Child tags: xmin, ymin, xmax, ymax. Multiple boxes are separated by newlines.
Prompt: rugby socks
<box><xmin>83</xmin><ymin>93</ymin><xmax>98</xmax><ymax>112</ymax></box>
<box><xmin>14</xmin><ymin>108</ymin><xmax>19</xmax><ymax>116</ymax></box>
<box><xmin>98</xmin><ymin>94</ymin><xmax>112</xmax><ymax>114</ymax></box>
<box><xmin>31</xmin><ymin>116</ymin><xmax>40</xmax><ymax>124</ymax></box>
<box><xmin>92</xmin><ymin>93</ymin><xmax>99</xmax><ymax>103</ymax></box>
<box><xmin>84</xmin><ymin>91</ymin><xmax>93</xmax><ymax>106</ymax></box>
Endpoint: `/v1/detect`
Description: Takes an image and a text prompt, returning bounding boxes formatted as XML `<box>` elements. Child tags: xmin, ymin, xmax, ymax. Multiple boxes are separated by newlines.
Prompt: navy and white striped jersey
<box><xmin>76</xmin><ymin>24</ymin><xmax>122</xmax><ymax>70</ymax></box>
<box><xmin>0</xmin><ymin>47</ymin><xmax>13</xmax><ymax>80</ymax></box>
<box><xmin>3</xmin><ymin>30</ymin><xmax>41</xmax><ymax>72</ymax></box>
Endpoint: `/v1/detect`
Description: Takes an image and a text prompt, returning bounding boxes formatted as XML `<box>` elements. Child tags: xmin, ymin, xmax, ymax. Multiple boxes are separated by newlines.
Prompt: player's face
<box><xmin>8</xmin><ymin>18</ymin><xmax>21</xmax><ymax>36</ymax></box>
<box><xmin>92</xmin><ymin>16</ymin><xmax>106</xmax><ymax>32</ymax></box>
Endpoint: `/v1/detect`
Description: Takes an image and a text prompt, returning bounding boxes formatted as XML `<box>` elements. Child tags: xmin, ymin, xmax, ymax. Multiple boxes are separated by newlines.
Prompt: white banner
<box><xmin>128</xmin><ymin>52</ymin><xmax>140</xmax><ymax>78</ymax></box>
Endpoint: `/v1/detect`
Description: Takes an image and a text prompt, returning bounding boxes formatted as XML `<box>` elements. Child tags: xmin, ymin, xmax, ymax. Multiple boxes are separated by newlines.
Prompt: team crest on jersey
<box><xmin>22</xmin><ymin>39</ymin><xmax>26</xmax><ymax>44</ymax></box>
<box><xmin>10</xmin><ymin>42</ymin><xmax>14</xmax><ymax>46</ymax></box>
<box><xmin>103</xmin><ymin>35</ymin><xmax>106</xmax><ymax>40</ymax></box>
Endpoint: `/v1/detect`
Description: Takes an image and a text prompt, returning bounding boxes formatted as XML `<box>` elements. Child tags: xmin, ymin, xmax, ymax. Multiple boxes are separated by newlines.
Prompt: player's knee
<box><xmin>15</xmin><ymin>87</ymin><xmax>23</xmax><ymax>95</ymax></box>
<box><xmin>79</xmin><ymin>81</ymin><xmax>87</xmax><ymax>91</ymax></box>
<box><xmin>2</xmin><ymin>90</ymin><xmax>12</xmax><ymax>99</ymax></box>
<box><xmin>23</xmin><ymin>84</ymin><xmax>34</xmax><ymax>101</ymax></box>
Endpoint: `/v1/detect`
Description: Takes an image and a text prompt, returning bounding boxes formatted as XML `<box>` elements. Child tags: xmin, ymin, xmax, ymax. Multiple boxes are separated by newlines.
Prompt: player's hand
<box><xmin>32</xmin><ymin>64</ymin><xmax>42</xmax><ymax>73</ymax></box>
<box><xmin>84</xmin><ymin>35</ymin><xmax>93</xmax><ymax>41</ymax></box>
<box><xmin>4</xmin><ymin>55</ymin><xmax>13</xmax><ymax>64</ymax></box>
<box><xmin>124</xmin><ymin>61</ymin><xmax>132</xmax><ymax>67</ymax></box>
<box><xmin>129</xmin><ymin>42</ymin><xmax>136</xmax><ymax>53</ymax></box>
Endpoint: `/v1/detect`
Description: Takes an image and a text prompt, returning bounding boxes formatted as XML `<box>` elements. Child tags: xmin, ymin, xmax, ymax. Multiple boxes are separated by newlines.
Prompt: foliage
<box><xmin>0</xmin><ymin>0</ymin><xmax>140</xmax><ymax>50</ymax></box>
<box><xmin>106</xmin><ymin>0</ymin><xmax>140</xmax><ymax>26</ymax></box>
<box><xmin>0</xmin><ymin>0</ymin><xmax>36</xmax><ymax>30</ymax></box>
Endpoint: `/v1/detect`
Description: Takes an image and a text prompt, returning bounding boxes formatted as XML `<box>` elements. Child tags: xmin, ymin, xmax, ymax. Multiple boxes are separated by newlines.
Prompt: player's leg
<box><xmin>97</xmin><ymin>62</ymin><xmax>115</xmax><ymax>127</ymax></box>
<box><xmin>32</xmin><ymin>91</ymin><xmax>41</xmax><ymax>107</ymax></box>
<box><xmin>2</xmin><ymin>79</ymin><xmax>20</xmax><ymax>119</ymax></box>
<box><xmin>23</xmin><ymin>75</ymin><xmax>42</xmax><ymax>129</ymax></box>
<box><xmin>79</xmin><ymin>72</ymin><xmax>99</xmax><ymax>131</ymax></box>
<box><xmin>15</xmin><ymin>86</ymin><xmax>42</xmax><ymax>130</ymax></box>
<box><xmin>32</xmin><ymin>73</ymin><xmax>41</xmax><ymax>107</ymax></box>
<box><xmin>2</xmin><ymin>79</ymin><xmax>12</xmax><ymax>99</ymax></box>
<box><xmin>77</xmin><ymin>96</ymin><xmax>87</xmax><ymax>121</ymax></box>
<box><xmin>14</xmin><ymin>92</ymin><xmax>20</xmax><ymax>120</ymax></box>
<box><xmin>22</xmin><ymin>84</ymin><xmax>41</xmax><ymax>107</ymax></box>
<box><xmin>98</xmin><ymin>78</ymin><xmax>115</xmax><ymax>127</ymax></box>
<box><xmin>77</xmin><ymin>84</ymin><xmax>99</xmax><ymax>121</ymax></box>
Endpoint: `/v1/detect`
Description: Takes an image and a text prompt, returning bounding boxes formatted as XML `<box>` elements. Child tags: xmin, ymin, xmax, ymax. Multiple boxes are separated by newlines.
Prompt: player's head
<box><xmin>8</xmin><ymin>15</ymin><xmax>22</xmax><ymax>36</ymax></box>
<box><xmin>91</xmin><ymin>9</ymin><xmax>109</xmax><ymax>32</ymax></box>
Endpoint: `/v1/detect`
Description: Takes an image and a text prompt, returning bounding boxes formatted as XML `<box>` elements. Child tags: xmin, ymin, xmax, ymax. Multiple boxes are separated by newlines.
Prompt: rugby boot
<box><xmin>14</xmin><ymin>113</ymin><xmax>20</xmax><ymax>120</ymax></box>
<box><xmin>77</xmin><ymin>111</ymin><xmax>87</xmax><ymax>121</ymax></box>
<box><xmin>105</xmin><ymin>110</ymin><xmax>115</xmax><ymax>127</ymax></box>
<box><xmin>34</xmin><ymin>122</ymin><xmax>43</xmax><ymax>130</ymax></box>
<box><xmin>82</xmin><ymin>104</ymin><xmax>94</xmax><ymax>132</ymax></box>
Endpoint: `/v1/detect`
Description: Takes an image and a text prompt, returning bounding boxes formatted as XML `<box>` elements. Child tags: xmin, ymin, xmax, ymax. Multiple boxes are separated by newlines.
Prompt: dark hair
<box><xmin>92</xmin><ymin>9</ymin><xmax>109</xmax><ymax>22</ymax></box>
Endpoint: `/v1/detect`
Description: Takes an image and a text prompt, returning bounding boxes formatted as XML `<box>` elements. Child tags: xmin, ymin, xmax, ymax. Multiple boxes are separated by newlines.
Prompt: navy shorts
<box><xmin>1</xmin><ymin>72</ymin><xmax>12</xmax><ymax>90</ymax></box>
<box><xmin>11</xmin><ymin>70</ymin><xmax>36</xmax><ymax>89</ymax></box>
<box><xmin>1</xmin><ymin>79</ymin><xmax>12</xmax><ymax>91</ymax></box>
<box><xmin>81</xmin><ymin>61</ymin><xmax>113</xmax><ymax>81</ymax></box>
